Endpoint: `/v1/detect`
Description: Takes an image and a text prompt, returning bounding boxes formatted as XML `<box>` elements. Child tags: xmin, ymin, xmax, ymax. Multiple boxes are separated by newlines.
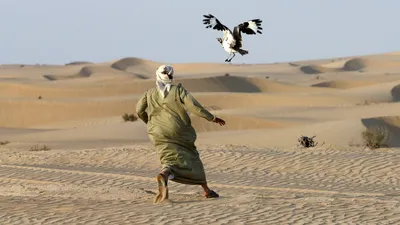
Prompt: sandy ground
<box><xmin>0</xmin><ymin>52</ymin><xmax>400</xmax><ymax>224</ymax></box>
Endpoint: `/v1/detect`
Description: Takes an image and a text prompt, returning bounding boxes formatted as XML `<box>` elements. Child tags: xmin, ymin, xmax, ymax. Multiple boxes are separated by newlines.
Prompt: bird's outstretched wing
<box><xmin>203</xmin><ymin>14</ymin><xmax>235</xmax><ymax>46</ymax></box>
<box><xmin>236</xmin><ymin>19</ymin><xmax>263</xmax><ymax>35</ymax></box>
<box><xmin>202</xmin><ymin>14</ymin><xmax>230</xmax><ymax>32</ymax></box>
<box><xmin>231</xmin><ymin>19</ymin><xmax>263</xmax><ymax>49</ymax></box>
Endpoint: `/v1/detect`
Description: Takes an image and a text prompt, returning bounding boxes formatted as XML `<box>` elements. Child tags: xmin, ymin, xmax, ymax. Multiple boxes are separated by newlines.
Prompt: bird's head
<box><xmin>216</xmin><ymin>38</ymin><xmax>223</xmax><ymax>44</ymax></box>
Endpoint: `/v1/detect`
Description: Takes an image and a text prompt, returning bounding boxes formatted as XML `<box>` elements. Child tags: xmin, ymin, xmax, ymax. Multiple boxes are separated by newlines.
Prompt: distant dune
<box><xmin>43</xmin><ymin>65</ymin><xmax>145</xmax><ymax>81</ymax></box>
<box><xmin>299</xmin><ymin>57</ymin><xmax>400</xmax><ymax>74</ymax></box>
<box><xmin>110</xmin><ymin>57</ymin><xmax>158</xmax><ymax>71</ymax></box>
<box><xmin>0</xmin><ymin>75</ymin><xmax>332</xmax><ymax>99</ymax></box>
<box><xmin>65</xmin><ymin>61</ymin><xmax>94</xmax><ymax>66</ymax></box>
<box><xmin>176</xmin><ymin>76</ymin><xmax>330</xmax><ymax>93</ymax></box>
<box><xmin>342</xmin><ymin>58</ymin><xmax>368</xmax><ymax>71</ymax></box>
<box><xmin>300</xmin><ymin>65</ymin><xmax>338</xmax><ymax>74</ymax></box>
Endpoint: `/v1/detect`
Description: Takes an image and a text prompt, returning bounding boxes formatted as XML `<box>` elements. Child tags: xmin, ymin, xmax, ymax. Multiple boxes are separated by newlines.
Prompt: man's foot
<box><xmin>153</xmin><ymin>173</ymin><xmax>169</xmax><ymax>203</ymax></box>
<box><xmin>204</xmin><ymin>190</ymin><xmax>219</xmax><ymax>198</ymax></box>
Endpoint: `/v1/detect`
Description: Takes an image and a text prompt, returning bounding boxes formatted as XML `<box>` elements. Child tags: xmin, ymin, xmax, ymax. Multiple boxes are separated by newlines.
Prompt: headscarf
<box><xmin>156</xmin><ymin>65</ymin><xmax>174</xmax><ymax>98</ymax></box>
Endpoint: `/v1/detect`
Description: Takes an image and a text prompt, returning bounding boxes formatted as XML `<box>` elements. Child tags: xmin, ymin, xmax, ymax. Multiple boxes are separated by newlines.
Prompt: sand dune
<box><xmin>43</xmin><ymin>65</ymin><xmax>144</xmax><ymax>81</ymax></box>
<box><xmin>0</xmin><ymin>64</ymin><xmax>82</xmax><ymax>80</ymax></box>
<box><xmin>198</xmin><ymin>102</ymin><xmax>400</xmax><ymax>148</ymax></box>
<box><xmin>2</xmin><ymin>119</ymin><xmax>150</xmax><ymax>150</ymax></box>
<box><xmin>300</xmin><ymin>65</ymin><xmax>338</xmax><ymax>74</ymax></box>
<box><xmin>64</xmin><ymin>61</ymin><xmax>93</xmax><ymax>66</ymax></box>
<box><xmin>191</xmin><ymin>114</ymin><xmax>293</xmax><ymax>132</ymax></box>
<box><xmin>312</xmin><ymin>79</ymin><xmax>378</xmax><ymax>89</ymax></box>
<box><xmin>342</xmin><ymin>58</ymin><xmax>369</xmax><ymax>71</ymax></box>
<box><xmin>0</xmin><ymin>92</ymin><xmax>359</xmax><ymax>128</ymax></box>
<box><xmin>110</xmin><ymin>57</ymin><xmax>158</xmax><ymax>71</ymax></box>
<box><xmin>109</xmin><ymin>57</ymin><xmax>300</xmax><ymax>77</ymax></box>
<box><xmin>391</xmin><ymin>84</ymin><xmax>400</xmax><ymax>101</ymax></box>
<box><xmin>0</xmin><ymin>75</ymin><xmax>333</xmax><ymax>99</ymax></box>
<box><xmin>0</xmin><ymin>99</ymin><xmax>139</xmax><ymax>128</ymax></box>
<box><xmin>337</xmin><ymin>80</ymin><xmax>400</xmax><ymax>103</ymax></box>
<box><xmin>1</xmin><ymin>52</ymin><xmax>400</xmax><ymax>224</ymax></box>
<box><xmin>176</xmin><ymin>76</ymin><xmax>335</xmax><ymax>93</ymax></box>
<box><xmin>300</xmin><ymin>57</ymin><xmax>400</xmax><ymax>74</ymax></box>
<box><xmin>43</xmin><ymin>57</ymin><xmax>160</xmax><ymax>81</ymax></box>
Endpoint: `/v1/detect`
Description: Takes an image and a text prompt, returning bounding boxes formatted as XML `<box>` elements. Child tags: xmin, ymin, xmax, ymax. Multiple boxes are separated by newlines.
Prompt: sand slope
<box><xmin>1</xmin><ymin>52</ymin><xmax>400</xmax><ymax>224</ymax></box>
<box><xmin>312</xmin><ymin>80</ymin><xmax>378</xmax><ymax>89</ymax></box>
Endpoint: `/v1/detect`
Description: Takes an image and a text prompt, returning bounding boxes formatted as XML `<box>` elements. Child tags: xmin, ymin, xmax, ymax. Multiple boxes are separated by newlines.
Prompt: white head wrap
<box><xmin>156</xmin><ymin>65</ymin><xmax>174</xmax><ymax>98</ymax></box>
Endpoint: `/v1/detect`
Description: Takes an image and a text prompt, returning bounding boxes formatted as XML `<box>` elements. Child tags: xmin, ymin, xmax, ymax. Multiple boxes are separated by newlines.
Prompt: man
<box><xmin>136</xmin><ymin>65</ymin><xmax>226</xmax><ymax>203</ymax></box>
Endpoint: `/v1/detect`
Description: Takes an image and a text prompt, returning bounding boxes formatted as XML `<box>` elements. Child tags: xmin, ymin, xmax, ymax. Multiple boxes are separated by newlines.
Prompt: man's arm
<box><xmin>178</xmin><ymin>84</ymin><xmax>216</xmax><ymax>122</ymax></box>
<box><xmin>136</xmin><ymin>91</ymin><xmax>149</xmax><ymax>124</ymax></box>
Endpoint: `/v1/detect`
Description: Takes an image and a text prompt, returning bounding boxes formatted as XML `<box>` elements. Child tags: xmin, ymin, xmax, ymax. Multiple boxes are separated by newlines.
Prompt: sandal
<box><xmin>153</xmin><ymin>173</ymin><xmax>169</xmax><ymax>203</ymax></box>
<box><xmin>204</xmin><ymin>190</ymin><xmax>219</xmax><ymax>198</ymax></box>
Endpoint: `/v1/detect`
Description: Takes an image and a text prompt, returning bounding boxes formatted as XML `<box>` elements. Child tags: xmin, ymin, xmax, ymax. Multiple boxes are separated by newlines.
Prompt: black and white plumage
<box><xmin>202</xmin><ymin>14</ymin><xmax>263</xmax><ymax>63</ymax></box>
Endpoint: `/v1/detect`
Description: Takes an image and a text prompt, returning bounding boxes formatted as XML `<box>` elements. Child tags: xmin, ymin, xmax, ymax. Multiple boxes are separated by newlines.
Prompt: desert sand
<box><xmin>0</xmin><ymin>52</ymin><xmax>400</xmax><ymax>224</ymax></box>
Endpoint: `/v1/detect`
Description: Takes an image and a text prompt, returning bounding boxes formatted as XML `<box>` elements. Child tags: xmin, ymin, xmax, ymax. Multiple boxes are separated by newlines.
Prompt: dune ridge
<box><xmin>110</xmin><ymin>57</ymin><xmax>158</xmax><ymax>71</ymax></box>
<box><xmin>43</xmin><ymin>65</ymin><xmax>144</xmax><ymax>81</ymax></box>
<box><xmin>64</xmin><ymin>61</ymin><xmax>93</xmax><ymax>66</ymax></box>
<box><xmin>312</xmin><ymin>80</ymin><xmax>378</xmax><ymax>89</ymax></box>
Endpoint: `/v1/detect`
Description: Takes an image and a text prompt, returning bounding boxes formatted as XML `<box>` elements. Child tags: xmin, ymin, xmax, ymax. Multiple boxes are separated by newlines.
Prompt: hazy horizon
<box><xmin>0</xmin><ymin>0</ymin><xmax>399</xmax><ymax>65</ymax></box>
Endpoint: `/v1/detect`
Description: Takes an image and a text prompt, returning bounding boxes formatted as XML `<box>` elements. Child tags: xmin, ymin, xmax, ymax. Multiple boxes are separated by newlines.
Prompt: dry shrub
<box><xmin>298</xmin><ymin>135</ymin><xmax>318</xmax><ymax>148</ymax></box>
<box><xmin>0</xmin><ymin>141</ymin><xmax>10</xmax><ymax>145</ymax></box>
<box><xmin>361</xmin><ymin>125</ymin><xmax>390</xmax><ymax>149</ymax></box>
<box><xmin>29</xmin><ymin>144</ymin><xmax>51</xmax><ymax>151</ymax></box>
<box><xmin>122</xmin><ymin>113</ymin><xmax>138</xmax><ymax>122</ymax></box>
<box><xmin>315</xmin><ymin>75</ymin><xmax>323</xmax><ymax>80</ymax></box>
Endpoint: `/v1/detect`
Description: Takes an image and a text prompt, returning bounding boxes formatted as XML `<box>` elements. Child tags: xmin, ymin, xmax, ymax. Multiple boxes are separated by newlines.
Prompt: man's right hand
<box><xmin>214</xmin><ymin>117</ymin><xmax>226</xmax><ymax>126</ymax></box>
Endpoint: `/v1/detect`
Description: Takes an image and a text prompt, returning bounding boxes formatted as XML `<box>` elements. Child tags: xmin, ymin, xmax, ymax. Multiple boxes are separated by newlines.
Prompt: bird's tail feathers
<box><xmin>238</xmin><ymin>49</ymin><xmax>249</xmax><ymax>55</ymax></box>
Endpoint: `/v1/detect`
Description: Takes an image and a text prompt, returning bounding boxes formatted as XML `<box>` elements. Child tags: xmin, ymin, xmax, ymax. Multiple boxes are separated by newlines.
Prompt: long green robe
<box><xmin>136</xmin><ymin>83</ymin><xmax>216</xmax><ymax>185</ymax></box>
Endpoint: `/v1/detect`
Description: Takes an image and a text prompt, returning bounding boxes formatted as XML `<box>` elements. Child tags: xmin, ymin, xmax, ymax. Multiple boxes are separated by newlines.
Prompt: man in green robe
<box><xmin>136</xmin><ymin>65</ymin><xmax>226</xmax><ymax>203</ymax></box>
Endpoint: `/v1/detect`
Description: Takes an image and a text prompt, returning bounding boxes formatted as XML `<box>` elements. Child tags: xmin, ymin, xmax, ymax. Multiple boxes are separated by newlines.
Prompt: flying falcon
<box><xmin>202</xmin><ymin>14</ymin><xmax>263</xmax><ymax>63</ymax></box>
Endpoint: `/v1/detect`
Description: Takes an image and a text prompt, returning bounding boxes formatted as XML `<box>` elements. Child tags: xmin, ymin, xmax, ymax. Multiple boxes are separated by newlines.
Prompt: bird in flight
<box><xmin>202</xmin><ymin>14</ymin><xmax>263</xmax><ymax>63</ymax></box>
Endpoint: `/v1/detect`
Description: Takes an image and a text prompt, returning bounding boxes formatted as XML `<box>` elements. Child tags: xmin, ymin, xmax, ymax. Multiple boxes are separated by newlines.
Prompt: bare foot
<box><xmin>201</xmin><ymin>183</ymin><xmax>219</xmax><ymax>198</ymax></box>
<box><xmin>204</xmin><ymin>190</ymin><xmax>219</xmax><ymax>198</ymax></box>
<box><xmin>153</xmin><ymin>173</ymin><xmax>169</xmax><ymax>203</ymax></box>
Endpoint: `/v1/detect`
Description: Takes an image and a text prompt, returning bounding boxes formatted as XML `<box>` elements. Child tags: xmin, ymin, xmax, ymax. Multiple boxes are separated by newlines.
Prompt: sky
<box><xmin>0</xmin><ymin>0</ymin><xmax>399</xmax><ymax>65</ymax></box>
